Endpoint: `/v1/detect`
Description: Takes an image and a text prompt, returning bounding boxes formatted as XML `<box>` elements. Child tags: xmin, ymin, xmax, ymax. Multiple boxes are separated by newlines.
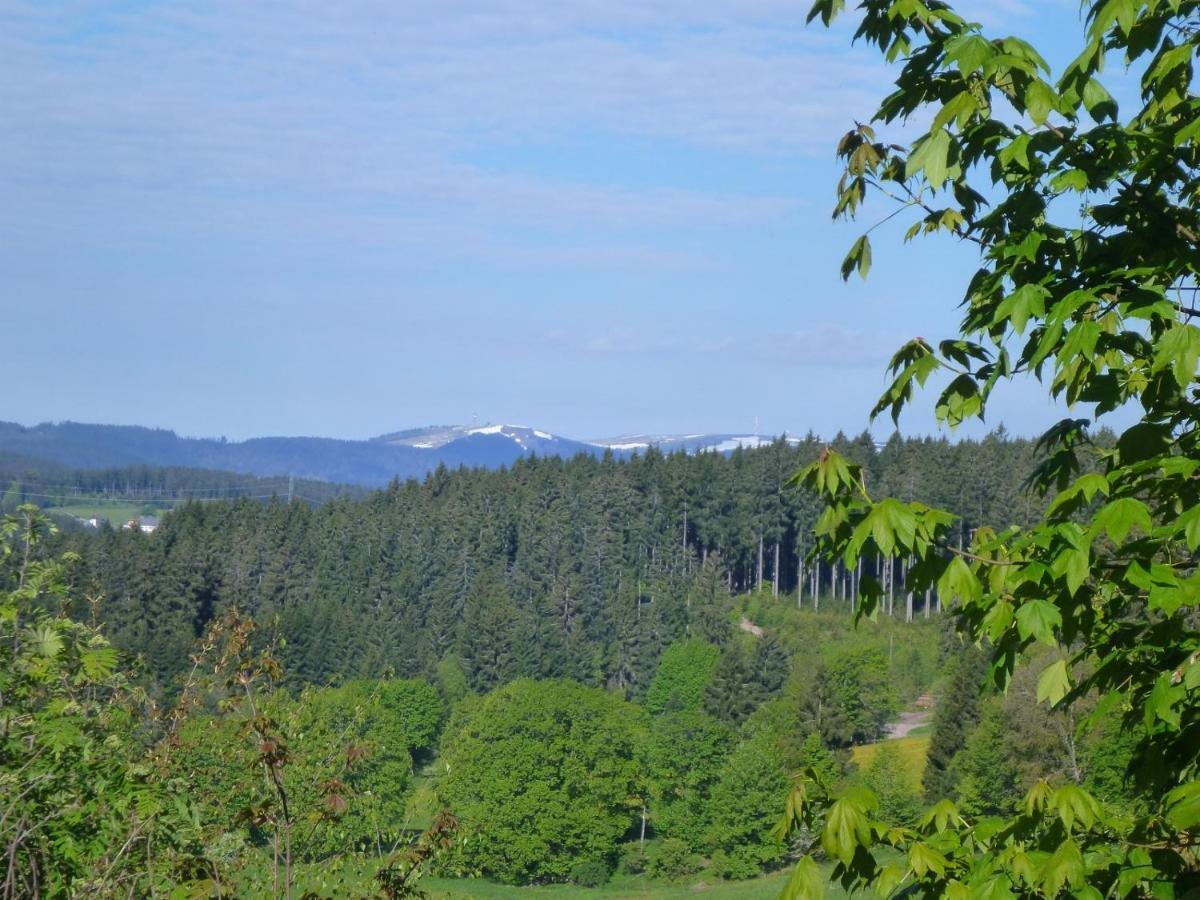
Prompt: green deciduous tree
<box><xmin>704</xmin><ymin>732</ymin><xmax>790</xmax><ymax>879</ymax></box>
<box><xmin>436</xmin><ymin>679</ymin><xmax>646</xmax><ymax>885</ymax></box>
<box><xmin>645</xmin><ymin>638</ymin><xmax>720</xmax><ymax>716</ymax></box>
<box><xmin>0</xmin><ymin>507</ymin><xmax>197</xmax><ymax>897</ymax></box>
<box><xmin>376</xmin><ymin>677</ymin><xmax>445</xmax><ymax>765</ymax></box>
<box><xmin>823</xmin><ymin>643</ymin><xmax>899</xmax><ymax>746</ymax></box>
<box><xmin>167</xmin><ymin>620</ymin><xmax>446</xmax><ymax>882</ymax></box>
<box><xmin>643</xmin><ymin>709</ymin><xmax>736</xmax><ymax>850</ymax></box>
<box><xmin>0</xmin><ymin>506</ymin><xmax>454</xmax><ymax>898</ymax></box>
<box><xmin>779</xmin><ymin>0</ymin><xmax>1200</xmax><ymax>895</ymax></box>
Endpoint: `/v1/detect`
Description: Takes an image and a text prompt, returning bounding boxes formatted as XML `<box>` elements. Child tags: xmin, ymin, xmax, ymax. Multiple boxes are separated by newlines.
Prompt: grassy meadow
<box><xmin>851</xmin><ymin>735</ymin><xmax>931</xmax><ymax>791</ymax></box>
<box><xmin>226</xmin><ymin>857</ymin><xmax>844</xmax><ymax>899</ymax></box>
<box><xmin>421</xmin><ymin>870</ymin><xmax>825</xmax><ymax>898</ymax></box>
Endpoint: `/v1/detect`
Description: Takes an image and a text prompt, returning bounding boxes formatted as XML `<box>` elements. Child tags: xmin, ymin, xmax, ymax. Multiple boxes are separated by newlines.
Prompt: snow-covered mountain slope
<box><xmin>373</xmin><ymin>423</ymin><xmax>597</xmax><ymax>459</ymax></box>
<box><xmin>377</xmin><ymin>423</ymin><xmax>560</xmax><ymax>450</ymax></box>
<box><xmin>588</xmin><ymin>433</ymin><xmax>802</xmax><ymax>454</ymax></box>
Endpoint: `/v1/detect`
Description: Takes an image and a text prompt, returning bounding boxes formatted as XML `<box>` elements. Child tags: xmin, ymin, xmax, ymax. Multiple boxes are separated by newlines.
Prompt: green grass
<box><xmin>422</xmin><ymin>868</ymin><xmax>847</xmax><ymax>899</ymax></box>
<box><xmin>46</xmin><ymin>504</ymin><xmax>146</xmax><ymax>526</ymax></box>
<box><xmin>403</xmin><ymin>768</ymin><xmax>439</xmax><ymax>832</ymax></box>
<box><xmin>227</xmin><ymin>857</ymin><xmax>848</xmax><ymax>900</ymax></box>
<box><xmin>851</xmin><ymin>735</ymin><xmax>930</xmax><ymax>790</ymax></box>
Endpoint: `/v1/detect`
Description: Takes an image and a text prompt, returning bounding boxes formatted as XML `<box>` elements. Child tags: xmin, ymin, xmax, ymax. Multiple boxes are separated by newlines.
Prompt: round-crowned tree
<box><xmin>643</xmin><ymin>708</ymin><xmax>737</xmax><ymax>850</ymax></box>
<box><xmin>437</xmin><ymin>678</ymin><xmax>647</xmax><ymax>884</ymax></box>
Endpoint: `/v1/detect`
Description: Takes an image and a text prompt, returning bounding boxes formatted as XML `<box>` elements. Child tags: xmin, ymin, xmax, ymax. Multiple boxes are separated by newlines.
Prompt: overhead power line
<box><xmin>11</xmin><ymin>491</ymin><xmax>289</xmax><ymax>505</ymax></box>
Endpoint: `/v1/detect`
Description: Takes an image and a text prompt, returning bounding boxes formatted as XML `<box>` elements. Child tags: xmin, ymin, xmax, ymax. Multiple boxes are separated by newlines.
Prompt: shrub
<box><xmin>645</xmin><ymin>838</ymin><xmax>700</xmax><ymax>881</ymax></box>
<box><xmin>617</xmin><ymin>841</ymin><xmax>648</xmax><ymax>875</ymax></box>
<box><xmin>569</xmin><ymin>858</ymin><xmax>612</xmax><ymax>887</ymax></box>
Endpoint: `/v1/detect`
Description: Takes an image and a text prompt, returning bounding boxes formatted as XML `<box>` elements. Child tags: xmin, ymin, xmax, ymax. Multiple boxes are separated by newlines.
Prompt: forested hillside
<box><xmin>0</xmin><ymin>420</ymin><xmax>443</xmax><ymax>485</ymax></box>
<box><xmin>60</xmin><ymin>428</ymin><xmax>1048</xmax><ymax>692</ymax></box>
<box><xmin>7</xmin><ymin>425</ymin><xmax>1150</xmax><ymax>894</ymax></box>
<box><xmin>0</xmin><ymin>459</ymin><xmax>366</xmax><ymax>516</ymax></box>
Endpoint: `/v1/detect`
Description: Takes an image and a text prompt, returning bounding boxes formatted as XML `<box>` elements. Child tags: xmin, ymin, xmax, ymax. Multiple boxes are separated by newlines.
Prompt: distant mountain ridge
<box><xmin>589</xmin><ymin>433</ymin><xmax>801</xmax><ymax>454</ymax></box>
<box><xmin>0</xmin><ymin>420</ymin><xmax>801</xmax><ymax>487</ymax></box>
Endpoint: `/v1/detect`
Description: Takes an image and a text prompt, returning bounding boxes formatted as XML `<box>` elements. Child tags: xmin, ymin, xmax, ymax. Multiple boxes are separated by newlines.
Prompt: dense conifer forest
<box><xmin>57</xmin><ymin>429</ymin><xmax>1046</xmax><ymax>693</ymax></box>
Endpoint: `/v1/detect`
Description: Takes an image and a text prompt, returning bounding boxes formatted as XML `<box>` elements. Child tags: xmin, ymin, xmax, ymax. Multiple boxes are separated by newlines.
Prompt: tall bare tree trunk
<box><xmin>888</xmin><ymin>556</ymin><xmax>895</xmax><ymax>616</ymax></box>
<box><xmin>905</xmin><ymin>554</ymin><xmax>914</xmax><ymax>622</ymax></box>
<box><xmin>813</xmin><ymin>561</ymin><xmax>820</xmax><ymax>612</ymax></box>
<box><xmin>756</xmin><ymin>534</ymin><xmax>764</xmax><ymax>592</ymax></box>
<box><xmin>878</xmin><ymin>556</ymin><xmax>888</xmax><ymax>614</ymax></box>
<box><xmin>772</xmin><ymin>542</ymin><xmax>780</xmax><ymax>598</ymax></box>
<box><xmin>879</xmin><ymin>555</ymin><xmax>886</xmax><ymax>613</ymax></box>
<box><xmin>853</xmin><ymin>557</ymin><xmax>862</xmax><ymax>614</ymax></box>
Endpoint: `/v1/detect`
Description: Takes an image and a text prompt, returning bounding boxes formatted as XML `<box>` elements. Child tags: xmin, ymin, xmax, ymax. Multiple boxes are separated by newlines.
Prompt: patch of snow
<box><xmin>412</xmin><ymin>441</ymin><xmax>435</xmax><ymax>449</ymax></box>
<box><xmin>604</xmin><ymin>441</ymin><xmax>650</xmax><ymax>451</ymax></box>
<box><xmin>710</xmin><ymin>436</ymin><xmax>771</xmax><ymax>452</ymax></box>
<box><xmin>533</xmin><ymin>429</ymin><xmax>553</xmax><ymax>440</ymax></box>
<box><xmin>467</xmin><ymin>423</ymin><xmax>533</xmax><ymax>437</ymax></box>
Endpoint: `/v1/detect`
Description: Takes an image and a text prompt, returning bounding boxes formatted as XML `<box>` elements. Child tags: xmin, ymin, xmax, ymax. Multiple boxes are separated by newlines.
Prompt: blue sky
<box><xmin>3</xmin><ymin>0</ymin><xmax>1097</xmax><ymax>441</ymax></box>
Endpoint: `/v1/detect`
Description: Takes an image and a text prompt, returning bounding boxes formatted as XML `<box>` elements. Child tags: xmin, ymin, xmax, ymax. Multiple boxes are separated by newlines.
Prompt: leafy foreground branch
<box><xmin>0</xmin><ymin>504</ymin><xmax>453</xmax><ymax>898</ymax></box>
<box><xmin>777</xmin><ymin>0</ymin><xmax>1200</xmax><ymax>897</ymax></box>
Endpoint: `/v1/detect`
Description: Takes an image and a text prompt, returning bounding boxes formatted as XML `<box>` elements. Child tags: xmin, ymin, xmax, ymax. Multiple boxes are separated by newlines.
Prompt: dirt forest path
<box><xmin>885</xmin><ymin>693</ymin><xmax>934</xmax><ymax>739</ymax></box>
<box><xmin>738</xmin><ymin>616</ymin><xmax>765</xmax><ymax>638</ymax></box>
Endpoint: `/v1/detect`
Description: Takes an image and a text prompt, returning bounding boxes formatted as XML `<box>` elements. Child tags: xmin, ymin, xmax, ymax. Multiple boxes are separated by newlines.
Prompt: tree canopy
<box><xmin>779</xmin><ymin>0</ymin><xmax>1200</xmax><ymax>896</ymax></box>
<box><xmin>437</xmin><ymin>679</ymin><xmax>647</xmax><ymax>884</ymax></box>
<box><xmin>645</xmin><ymin>638</ymin><xmax>720</xmax><ymax>716</ymax></box>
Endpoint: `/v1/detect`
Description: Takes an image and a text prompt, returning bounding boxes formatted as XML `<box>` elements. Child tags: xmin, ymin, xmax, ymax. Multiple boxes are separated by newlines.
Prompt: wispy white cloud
<box><xmin>579</xmin><ymin>326</ymin><xmax>737</xmax><ymax>355</ymax></box>
<box><xmin>547</xmin><ymin>321</ymin><xmax>892</xmax><ymax>368</ymax></box>
<box><xmin>0</xmin><ymin>0</ymin><xmax>877</xmax><ymax>266</ymax></box>
<box><xmin>955</xmin><ymin>0</ymin><xmax>1081</xmax><ymax>28</ymax></box>
<box><xmin>4</xmin><ymin>0</ymin><xmax>1070</xmax><ymax>269</ymax></box>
